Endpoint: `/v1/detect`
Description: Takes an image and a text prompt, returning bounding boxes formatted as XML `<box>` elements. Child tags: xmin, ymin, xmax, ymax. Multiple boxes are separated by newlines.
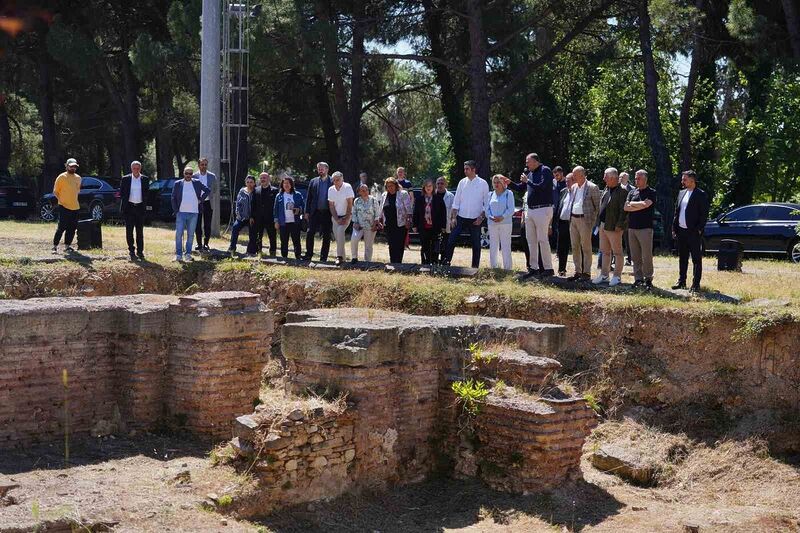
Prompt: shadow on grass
<box><xmin>0</xmin><ymin>432</ymin><xmax>211</xmax><ymax>475</ymax></box>
<box><xmin>257</xmin><ymin>477</ymin><xmax>623</xmax><ymax>532</ymax></box>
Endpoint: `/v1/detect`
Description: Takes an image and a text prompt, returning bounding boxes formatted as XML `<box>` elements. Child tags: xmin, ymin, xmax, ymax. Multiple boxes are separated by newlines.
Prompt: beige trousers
<box><xmin>331</xmin><ymin>218</ymin><xmax>348</xmax><ymax>259</ymax></box>
<box><xmin>569</xmin><ymin>218</ymin><xmax>593</xmax><ymax>275</ymax></box>
<box><xmin>599</xmin><ymin>223</ymin><xmax>624</xmax><ymax>277</ymax></box>
<box><xmin>628</xmin><ymin>228</ymin><xmax>654</xmax><ymax>281</ymax></box>
<box><xmin>350</xmin><ymin>226</ymin><xmax>376</xmax><ymax>261</ymax></box>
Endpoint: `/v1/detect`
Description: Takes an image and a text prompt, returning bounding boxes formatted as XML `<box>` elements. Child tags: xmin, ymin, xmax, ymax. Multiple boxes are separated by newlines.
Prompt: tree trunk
<box><xmin>726</xmin><ymin>60</ymin><xmax>772</xmax><ymax>207</ymax></box>
<box><xmin>782</xmin><ymin>0</ymin><xmax>800</xmax><ymax>58</ymax></box>
<box><xmin>121</xmin><ymin>59</ymin><xmax>141</xmax><ymax>164</ymax></box>
<box><xmin>466</xmin><ymin>0</ymin><xmax>492</xmax><ymax>181</ymax></box>
<box><xmin>155</xmin><ymin>88</ymin><xmax>174</xmax><ymax>179</ymax></box>
<box><xmin>637</xmin><ymin>0</ymin><xmax>676</xmax><ymax>250</ymax></box>
<box><xmin>38</xmin><ymin>54</ymin><xmax>62</xmax><ymax>195</ymax></box>
<box><xmin>107</xmin><ymin>137</ymin><xmax>123</xmax><ymax>180</ymax></box>
<box><xmin>422</xmin><ymin>0</ymin><xmax>469</xmax><ymax>184</ymax></box>
<box><xmin>312</xmin><ymin>74</ymin><xmax>341</xmax><ymax>170</ymax></box>
<box><xmin>0</xmin><ymin>96</ymin><xmax>10</xmax><ymax>177</ymax></box>
<box><xmin>678</xmin><ymin>0</ymin><xmax>706</xmax><ymax>172</ymax></box>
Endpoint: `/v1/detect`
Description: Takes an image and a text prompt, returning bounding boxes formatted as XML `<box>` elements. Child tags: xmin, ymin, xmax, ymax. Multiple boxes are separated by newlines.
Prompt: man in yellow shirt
<box><xmin>52</xmin><ymin>158</ymin><xmax>82</xmax><ymax>253</ymax></box>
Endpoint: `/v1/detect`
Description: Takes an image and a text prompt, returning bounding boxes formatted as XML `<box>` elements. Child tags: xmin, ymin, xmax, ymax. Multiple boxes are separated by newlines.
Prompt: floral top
<box><xmin>379</xmin><ymin>189</ymin><xmax>413</xmax><ymax>227</ymax></box>
<box><xmin>352</xmin><ymin>195</ymin><xmax>381</xmax><ymax>228</ymax></box>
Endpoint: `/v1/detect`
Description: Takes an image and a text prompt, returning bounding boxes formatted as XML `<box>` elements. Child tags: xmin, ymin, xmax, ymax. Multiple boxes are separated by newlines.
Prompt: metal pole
<box><xmin>200</xmin><ymin>0</ymin><xmax>222</xmax><ymax>236</ymax></box>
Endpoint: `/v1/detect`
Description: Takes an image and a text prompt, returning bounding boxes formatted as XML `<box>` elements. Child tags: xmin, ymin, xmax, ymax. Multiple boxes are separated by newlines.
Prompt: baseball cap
<box><xmin>65</xmin><ymin>158</ymin><xmax>79</xmax><ymax>167</ymax></box>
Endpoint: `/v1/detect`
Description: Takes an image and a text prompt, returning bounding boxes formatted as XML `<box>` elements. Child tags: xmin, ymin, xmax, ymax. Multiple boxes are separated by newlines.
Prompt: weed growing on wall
<box><xmin>731</xmin><ymin>312</ymin><xmax>794</xmax><ymax>342</ymax></box>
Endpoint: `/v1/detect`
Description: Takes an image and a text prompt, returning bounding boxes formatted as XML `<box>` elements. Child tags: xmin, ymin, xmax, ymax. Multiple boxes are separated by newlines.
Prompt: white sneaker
<box><xmin>609</xmin><ymin>276</ymin><xmax>621</xmax><ymax>287</ymax></box>
<box><xmin>174</xmin><ymin>255</ymin><xmax>183</xmax><ymax>262</ymax></box>
<box><xmin>592</xmin><ymin>275</ymin><xmax>608</xmax><ymax>285</ymax></box>
<box><xmin>184</xmin><ymin>254</ymin><xmax>193</xmax><ymax>262</ymax></box>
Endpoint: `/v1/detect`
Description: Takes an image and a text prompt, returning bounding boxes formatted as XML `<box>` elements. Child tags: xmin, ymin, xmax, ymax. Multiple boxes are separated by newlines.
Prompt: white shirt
<box><xmin>197</xmin><ymin>172</ymin><xmax>208</xmax><ymax>188</ymax></box>
<box><xmin>678</xmin><ymin>189</ymin><xmax>693</xmax><ymax>229</ymax></box>
<box><xmin>180</xmin><ymin>180</ymin><xmax>199</xmax><ymax>213</ymax></box>
<box><xmin>129</xmin><ymin>175</ymin><xmax>143</xmax><ymax>204</ymax></box>
<box><xmin>328</xmin><ymin>183</ymin><xmax>354</xmax><ymax>217</ymax></box>
<box><xmin>283</xmin><ymin>192</ymin><xmax>295</xmax><ymax>223</ymax></box>
<box><xmin>441</xmin><ymin>190</ymin><xmax>454</xmax><ymax>232</ymax></box>
<box><xmin>452</xmin><ymin>176</ymin><xmax>489</xmax><ymax>219</ymax></box>
<box><xmin>571</xmin><ymin>182</ymin><xmax>586</xmax><ymax>215</ymax></box>
<box><xmin>559</xmin><ymin>189</ymin><xmax>572</xmax><ymax>221</ymax></box>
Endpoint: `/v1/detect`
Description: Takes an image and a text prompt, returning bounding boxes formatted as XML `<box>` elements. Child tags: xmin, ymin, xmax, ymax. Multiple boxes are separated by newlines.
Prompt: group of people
<box><xmin>50</xmin><ymin>153</ymin><xmax>710</xmax><ymax>291</ymax></box>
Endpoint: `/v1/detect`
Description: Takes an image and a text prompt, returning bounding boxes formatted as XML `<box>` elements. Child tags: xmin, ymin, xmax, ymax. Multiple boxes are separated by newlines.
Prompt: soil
<box><xmin>2</xmin><ymin>424</ymin><xmax>798</xmax><ymax>533</ymax></box>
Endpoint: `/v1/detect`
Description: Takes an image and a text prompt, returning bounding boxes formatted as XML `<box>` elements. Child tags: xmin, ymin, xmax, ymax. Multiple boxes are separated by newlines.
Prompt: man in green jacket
<box><xmin>593</xmin><ymin>167</ymin><xmax>628</xmax><ymax>286</ymax></box>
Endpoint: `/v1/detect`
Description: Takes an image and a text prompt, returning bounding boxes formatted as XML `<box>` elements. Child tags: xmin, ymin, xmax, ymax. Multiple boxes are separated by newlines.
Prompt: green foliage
<box><xmin>452</xmin><ymin>379</ymin><xmax>490</xmax><ymax>417</ymax></box>
<box><xmin>216</xmin><ymin>494</ymin><xmax>233</xmax><ymax>507</ymax></box>
<box><xmin>731</xmin><ymin>313</ymin><xmax>795</xmax><ymax>342</ymax></box>
<box><xmin>584</xmin><ymin>392</ymin><xmax>601</xmax><ymax>414</ymax></box>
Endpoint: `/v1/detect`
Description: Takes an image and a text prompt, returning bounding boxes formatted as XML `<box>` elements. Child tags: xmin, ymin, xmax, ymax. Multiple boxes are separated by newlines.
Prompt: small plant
<box><xmin>452</xmin><ymin>379</ymin><xmax>490</xmax><ymax>416</ymax></box>
<box><xmin>584</xmin><ymin>392</ymin><xmax>601</xmax><ymax>414</ymax></box>
<box><xmin>217</xmin><ymin>494</ymin><xmax>233</xmax><ymax>507</ymax></box>
<box><xmin>731</xmin><ymin>312</ymin><xmax>794</xmax><ymax>342</ymax></box>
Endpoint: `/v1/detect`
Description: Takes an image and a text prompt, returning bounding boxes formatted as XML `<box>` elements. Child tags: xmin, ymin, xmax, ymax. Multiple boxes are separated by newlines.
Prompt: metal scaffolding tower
<box><xmin>221</xmin><ymin>1</ymin><xmax>251</xmax><ymax>227</ymax></box>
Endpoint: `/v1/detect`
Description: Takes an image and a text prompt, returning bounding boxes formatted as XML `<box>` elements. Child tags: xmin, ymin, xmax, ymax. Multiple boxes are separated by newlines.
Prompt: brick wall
<box><xmin>0</xmin><ymin>292</ymin><xmax>271</xmax><ymax>448</ymax></box>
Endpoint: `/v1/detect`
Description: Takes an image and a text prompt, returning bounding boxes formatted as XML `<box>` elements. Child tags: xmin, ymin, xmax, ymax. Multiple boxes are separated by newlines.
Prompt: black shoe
<box><xmin>523</xmin><ymin>269</ymin><xmax>539</xmax><ymax>279</ymax></box>
<box><xmin>566</xmin><ymin>274</ymin><xmax>581</xmax><ymax>281</ymax></box>
<box><xmin>51</xmin><ymin>245</ymin><xmax>58</xmax><ymax>254</ymax></box>
<box><xmin>580</xmin><ymin>273</ymin><xmax>591</xmax><ymax>282</ymax></box>
<box><xmin>558</xmin><ymin>271</ymin><xmax>566</xmax><ymax>277</ymax></box>
<box><xmin>632</xmin><ymin>279</ymin><xmax>644</xmax><ymax>287</ymax></box>
<box><xmin>196</xmin><ymin>245</ymin><xmax>203</xmax><ymax>252</ymax></box>
<box><xmin>129</xmin><ymin>252</ymin><xmax>138</xmax><ymax>261</ymax></box>
<box><xmin>541</xmin><ymin>269</ymin><xmax>555</xmax><ymax>277</ymax></box>
<box><xmin>65</xmin><ymin>246</ymin><xmax>75</xmax><ymax>253</ymax></box>
<box><xmin>625</xmin><ymin>259</ymin><xmax>632</xmax><ymax>266</ymax></box>
<box><xmin>671</xmin><ymin>282</ymin><xmax>687</xmax><ymax>290</ymax></box>
<box><xmin>137</xmin><ymin>252</ymin><xmax>145</xmax><ymax>261</ymax></box>
<box><xmin>335</xmin><ymin>257</ymin><xmax>342</xmax><ymax>266</ymax></box>
<box><xmin>689</xmin><ymin>285</ymin><xmax>701</xmax><ymax>293</ymax></box>
<box><xmin>351</xmin><ymin>258</ymin><xmax>358</xmax><ymax>264</ymax></box>
<box><xmin>645</xmin><ymin>279</ymin><xmax>653</xmax><ymax>289</ymax></box>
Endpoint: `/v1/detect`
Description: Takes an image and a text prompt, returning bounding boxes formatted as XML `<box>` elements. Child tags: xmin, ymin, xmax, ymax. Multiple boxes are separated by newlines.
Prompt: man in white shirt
<box><xmin>120</xmin><ymin>161</ymin><xmax>150</xmax><ymax>261</ymax></box>
<box><xmin>671</xmin><ymin>169</ymin><xmax>709</xmax><ymax>291</ymax></box>
<box><xmin>442</xmin><ymin>160</ymin><xmax>489</xmax><ymax>268</ymax></box>
<box><xmin>566</xmin><ymin>166</ymin><xmax>601</xmax><ymax>281</ymax></box>
<box><xmin>193</xmin><ymin>157</ymin><xmax>217</xmax><ymax>251</ymax></box>
<box><xmin>327</xmin><ymin>171</ymin><xmax>354</xmax><ymax>264</ymax></box>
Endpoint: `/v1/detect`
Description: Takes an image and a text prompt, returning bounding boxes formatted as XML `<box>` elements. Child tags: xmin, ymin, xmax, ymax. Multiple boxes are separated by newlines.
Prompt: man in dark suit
<box><xmin>251</xmin><ymin>171</ymin><xmax>278</xmax><ymax>256</ymax></box>
<box><xmin>672</xmin><ymin>169</ymin><xmax>709</xmax><ymax>292</ymax></box>
<box><xmin>303</xmin><ymin>162</ymin><xmax>333</xmax><ymax>261</ymax></box>
<box><xmin>120</xmin><ymin>161</ymin><xmax>150</xmax><ymax>261</ymax></box>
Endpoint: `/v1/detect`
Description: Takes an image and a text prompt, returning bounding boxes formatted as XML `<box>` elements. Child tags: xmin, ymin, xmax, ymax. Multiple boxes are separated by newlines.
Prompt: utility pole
<box><xmin>200</xmin><ymin>0</ymin><xmax>222</xmax><ymax>236</ymax></box>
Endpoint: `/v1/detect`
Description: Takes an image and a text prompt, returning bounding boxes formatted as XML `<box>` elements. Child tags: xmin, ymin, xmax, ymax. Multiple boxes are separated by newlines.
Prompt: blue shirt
<box><xmin>508</xmin><ymin>164</ymin><xmax>554</xmax><ymax>208</ymax></box>
<box><xmin>316</xmin><ymin>176</ymin><xmax>331</xmax><ymax>210</ymax></box>
<box><xmin>484</xmin><ymin>189</ymin><xmax>515</xmax><ymax>225</ymax></box>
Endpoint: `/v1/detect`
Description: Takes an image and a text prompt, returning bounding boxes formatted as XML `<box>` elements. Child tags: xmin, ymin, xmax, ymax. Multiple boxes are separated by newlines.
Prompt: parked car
<box><xmin>703</xmin><ymin>202</ymin><xmax>800</xmax><ymax>262</ymax></box>
<box><xmin>146</xmin><ymin>178</ymin><xmax>232</xmax><ymax>222</ymax></box>
<box><xmin>39</xmin><ymin>176</ymin><xmax>121</xmax><ymax>222</ymax></box>
<box><xmin>0</xmin><ymin>176</ymin><xmax>36</xmax><ymax>219</ymax></box>
<box><xmin>407</xmin><ymin>187</ymin><xmax>525</xmax><ymax>249</ymax></box>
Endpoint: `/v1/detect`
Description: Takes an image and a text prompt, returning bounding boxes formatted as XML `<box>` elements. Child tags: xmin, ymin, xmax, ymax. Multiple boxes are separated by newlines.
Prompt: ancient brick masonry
<box><xmin>0</xmin><ymin>292</ymin><xmax>271</xmax><ymax>448</ymax></box>
<box><xmin>228</xmin><ymin>308</ymin><xmax>598</xmax><ymax>514</ymax></box>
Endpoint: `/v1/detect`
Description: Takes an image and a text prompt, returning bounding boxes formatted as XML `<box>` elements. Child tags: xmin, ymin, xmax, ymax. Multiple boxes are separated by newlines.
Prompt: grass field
<box><xmin>1</xmin><ymin>220</ymin><xmax>798</xmax><ymax>312</ymax></box>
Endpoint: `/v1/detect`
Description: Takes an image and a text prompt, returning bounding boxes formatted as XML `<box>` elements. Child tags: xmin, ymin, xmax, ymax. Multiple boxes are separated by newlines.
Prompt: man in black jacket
<box><xmin>303</xmin><ymin>162</ymin><xmax>333</xmax><ymax>261</ymax></box>
<box><xmin>120</xmin><ymin>161</ymin><xmax>150</xmax><ymax>261</ymax></box>
<box><xmin>251</xmin><ymin>172</ymin><xmax>278</xmax><ymax>256</ymax></box>
<box><xmin>672</xmin><ymin>170</ymin><xmax>709</xmax><ymax>292</ymax></box>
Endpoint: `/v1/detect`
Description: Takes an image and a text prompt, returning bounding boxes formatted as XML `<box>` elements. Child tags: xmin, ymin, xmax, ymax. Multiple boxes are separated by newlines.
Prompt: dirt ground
<box><xmin>2</xmin><ymin>422</ymin><xmax>798</xmax><ymax>533</ymax></box>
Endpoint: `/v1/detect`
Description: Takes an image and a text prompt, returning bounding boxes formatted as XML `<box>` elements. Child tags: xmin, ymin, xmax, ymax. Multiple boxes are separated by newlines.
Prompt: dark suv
<box><xmin>703</xmin><ymin>202</ymin><xmax>800</xmax><ymax>262</ymax></box>
<box><xmin>0</xmin><ymin>176</ymin><xmax>35</xmax><ymax>219</ymax></box>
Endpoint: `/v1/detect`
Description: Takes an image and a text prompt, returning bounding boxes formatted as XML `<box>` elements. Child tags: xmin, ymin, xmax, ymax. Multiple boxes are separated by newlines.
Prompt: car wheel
<box><xmin>480</xmin><ymin>225</ymin><xmax>490</xmax><ymax>249</ymax></box>
<box><xmin>790</xmin><ymin>240</ymin><xmax>800</xmax><ymax>264</ymax></box>
<box><xmin>40</xmin><ymin>202</ymin><xmax>56</xmax><ymax>222</ymax></box>
<box><xmin>90</xmin><ymin>201</ymin><xmax>104</xmax><ymax>221</ymax></box>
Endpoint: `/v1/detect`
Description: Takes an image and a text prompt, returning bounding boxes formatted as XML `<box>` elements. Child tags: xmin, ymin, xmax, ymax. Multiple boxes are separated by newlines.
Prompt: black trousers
<box><xmin>251</xmin><ymin>217</ymin><xmax>277</xmax><ymax>255</ymax></box>
<box><xmin>676</xmin><ymin>227</ymin><xmax>703</xmax><ymax>288</ymax></box>
<box><xmin>280</xmin><ymin>222</ymin><xmax>302</xmax><ymax>259</ymax></box>
<box><xmin>53</xmin><ymin>206</ymin><xmax>79</xmax><ymax>247</ymax></box>
<box><xmin>434</xmin><ymin>232</ymin><xmax>448</xmax><ymax>264</ymax></box>
<box><xmin>124</xmin><ymin>203</ymin><xmax>146</xmax><ymax>254</ymax></box>
<box><xmin>556</xmin><ymin>219</ymin><xmax>571</xmax><ymax>273</ymax></box>
<box><xmin>419</xmin><ymin>227</ymin><xmax>440</xmax><ymax>265</ymax></box>
<box><xmin>386</xmin><ymin>223</ymin><xmax>407</xmax><ymax>263</ymax></box>
<box><xmin>305</xmin><ymin>209</ymin><xmax>332</xmax><ymax>261</ymax></box>
<box><xmin>195</xmin><ymin>200</ymin><xmax>213</xmax><ymax>248</ymax></box>
<box><xmin>445</xmin><ymin>216</ymin><xmax>482</xmax><ymax>267</ymax></box>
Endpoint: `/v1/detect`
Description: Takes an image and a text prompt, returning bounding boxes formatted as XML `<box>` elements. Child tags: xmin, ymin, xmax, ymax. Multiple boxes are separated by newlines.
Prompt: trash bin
<box><xmin>717</xmin><ymin>239</ymin><xmax>742</xmax><ymax>271</ymax></box>
<box><xmin>77</xmin><ymin>219</ymin><xmax>103</xmax><ymax>250</ymax></box>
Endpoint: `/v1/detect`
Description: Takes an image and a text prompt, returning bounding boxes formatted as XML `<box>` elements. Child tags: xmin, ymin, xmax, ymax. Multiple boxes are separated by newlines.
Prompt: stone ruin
<box><xmin>229</xmin><ymin>307</ymin><xmax>598</xmax><ymax>514</ymax></box>
<box><xmin>0</xmin><ymin>292</ymin><xmax>597</xmax><ymax>514</ymax></box>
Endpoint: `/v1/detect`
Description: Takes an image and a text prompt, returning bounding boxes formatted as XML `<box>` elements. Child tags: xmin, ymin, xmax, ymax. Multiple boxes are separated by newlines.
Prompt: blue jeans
<box><xmin>175</xmin><ymin>212</ymin><xmax>198</xmax><ymax>257</ymax></box>
<box><xmin>445</xmin><ymin>216</ymin><xmax>482</xmax><ymax>268</ymax></box>
<box><xmin>229</xmin><ymin>218</ymin><xmax>250</xmax><ymax>251</ymax></box>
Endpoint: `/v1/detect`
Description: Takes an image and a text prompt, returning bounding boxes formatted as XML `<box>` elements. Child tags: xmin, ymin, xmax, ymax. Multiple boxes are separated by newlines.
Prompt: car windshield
<box><xmin>0</xmin><ymin>176</ymin><xmax>23</xmax><ymax>187</ymax></box>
